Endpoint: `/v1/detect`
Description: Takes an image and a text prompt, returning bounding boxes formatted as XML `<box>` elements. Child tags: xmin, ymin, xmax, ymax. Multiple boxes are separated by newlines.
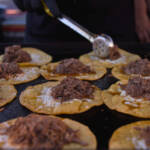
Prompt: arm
<box><xmin>13</xmin><ymin>0</ymin><xmax>25</xmax><ymax>11</ymax></box>
<box><xmin>134</xmin><ymin>0</ymin><xmax>150</xmax><ymax>43</ymax></box>
<box><xmin>13</xmin><ymin>0</ymin><xmax>42</xmax><ymax>12</ymax></box>
<box><xmin>13</xmin><ymin>0</ymin><xmax>61</xmax><ymax>17</ymax></box>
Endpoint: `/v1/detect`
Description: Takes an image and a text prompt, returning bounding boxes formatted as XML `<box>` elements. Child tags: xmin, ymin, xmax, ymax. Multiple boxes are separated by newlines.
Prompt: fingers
<box><xmin>143</xmin><ymin>30</ymin><xmax>150</xmax><ymax>43</ymax></box>
<box><xmin>136</xmin><ymin>27</ymin><xmax>150</xmax><ymax>43</ymax></box>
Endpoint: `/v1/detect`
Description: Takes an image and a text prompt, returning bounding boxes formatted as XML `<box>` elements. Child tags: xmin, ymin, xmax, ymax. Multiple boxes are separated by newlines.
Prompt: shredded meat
<box><xmin>122</xmin><ymin>59</ymin><xmax>150</xmax><ymax>76</ymax></box>
<box><xmin>3</xmin><ymin>45</ymin><xmax>31</xmax><ymax>63</ymax></box>
<box><xmin>0</xmin><ymin>63</ymin><xmax>22</xmax><ymax>79</ymax></box>
<box><xmin>120</xmin><ymin>77</ymin><xmax>150</xmax><ymax>99</ymax></box>
<box><xmin>51</xmin><ymin>77</ymin><xmax>94</xmax><ymax>102</ymax></box>
<box><xmin>6</xmin><ymin>114</ymin><xmax>86</xmax><ymax>150</ymax></box>
<box><xmin>135</xmin><ymin>126</ymin><xmax>150</xmax><ymax>146</ymax></box>
<box><xmin>52</xmin><ymin>58</ymin><xmax>95</xmax><ymax>75</ymax></box>
<box><xmin>108</xmin><ymin>45</ymin><xmax>121</xmax><ymax>60</ymax></box>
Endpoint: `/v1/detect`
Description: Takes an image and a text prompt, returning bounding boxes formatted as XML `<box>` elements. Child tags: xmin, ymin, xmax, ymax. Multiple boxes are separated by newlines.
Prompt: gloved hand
<box><xmin>13</xmin><ymin>0</ymin><xmax>43</xmax><ymax>12</ymax></box>
<box><xmin>13</xmin><ymin>0</ymin><xmax>61</xmax><ymax>17</ymax></box>
<box><xmin>41</xmin><ymin>0</ymin><xmax>61</xmax><ymax>17</ymax></box>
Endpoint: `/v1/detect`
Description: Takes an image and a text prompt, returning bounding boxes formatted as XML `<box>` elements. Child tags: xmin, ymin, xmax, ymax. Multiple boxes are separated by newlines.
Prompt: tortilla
<box><xmin>79</xmin><ymin>49</ymin><xmax>141</xmax><ymax>68</ymax></box>
<box><xmin>0</xmin><ymin>47</ymin><xmax>52</xmax><ymax>66</ymax></box>
<box><xmin>0</xmin><ymin>115</ymin><xmax>97</xmax><ymax>150</ymax></box>
<box><xmin>0</xmin><ymin>84</ymin><xmax>17</xmax><ymax>107</ymax></box>
<box><xmin>102</xmin><ymin>80</ymin><xmax>150</xmax><ymax>118</ymax></box>
<box><xmin>112</xmin><ymin>64</ymin><xmax>150</xmax><ymax>81</ymax></box>
<box><xmin>20</xmin><ymin>81</ymin><xmax>103</xmax><ymax>115</ymax></box>
<box><xmin>40</xmin><ymin>61</ymin><xmax>107</xmax><ymax>81</ymax></box>
<box><xmin>0</xmin><ymin>67</ymin><xmax>40</xmax><ymax>85</ymax></box>
<box><xmin>109</xmin><ymin>121</ymin><xmax>150</xmax><ymax>150</ymax></box>
<box><xmin>112</xmin><ymin>64</ymin><xmax>131</xmax><ymax>81</ymax></box>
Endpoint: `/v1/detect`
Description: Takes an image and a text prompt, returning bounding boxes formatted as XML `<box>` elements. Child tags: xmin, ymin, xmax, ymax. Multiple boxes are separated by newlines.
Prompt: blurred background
<box><xmin>0</xmin><ymin>0</ymin><xmax>25</xmax><ymax>42</ymax></box>
<box><xmin>0</xmin><ymin>0</ymin><xmax>149</xmax><ymax>44</ymax></box>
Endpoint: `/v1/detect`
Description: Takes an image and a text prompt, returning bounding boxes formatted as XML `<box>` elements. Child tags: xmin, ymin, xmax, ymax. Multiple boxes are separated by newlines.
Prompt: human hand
<box><xmin>135</xmin><ymin>13</ymin><xmax>150</xmax><ymax>43</ymax></box>
<box><xmin>13</xmin><ymin>0</ymin><xmax>61</xmax><ymax>17</ymax></box>
<box><xmin>41</xmin><ymin>0</ymin><xmax>61</xmax><ymax>18</ymax></box>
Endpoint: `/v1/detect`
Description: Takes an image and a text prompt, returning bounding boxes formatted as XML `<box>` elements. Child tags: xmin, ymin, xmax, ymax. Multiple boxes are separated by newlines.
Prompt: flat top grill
<box><xmin>0</xmin><ymin>42</ymin><xmax>150</xmax><ymax>150</ymax></box>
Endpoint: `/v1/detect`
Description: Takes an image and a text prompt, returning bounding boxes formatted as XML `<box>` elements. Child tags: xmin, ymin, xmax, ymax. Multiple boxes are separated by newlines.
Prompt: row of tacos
<box><xmin>0</xmin><ymin>45</ymin><xmax>150</xmax><ymax>149</ymax></box>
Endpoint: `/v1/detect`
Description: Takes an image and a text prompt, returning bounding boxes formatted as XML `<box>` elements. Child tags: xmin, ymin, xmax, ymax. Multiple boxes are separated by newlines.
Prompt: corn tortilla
<box><xmin>40</xmin><ymin>61</ymin><xmax>107</xmax><ymax>81</ymax></box>
<box><xmin>79</xmin><ymin>49</ymin><xmax>141</xmax><ymax>68</ymax></box>
<box><xmin>112</xmin><ymin>64</ymin><xmax>150</xmax><ymax>81</ymax></box>
<box><xmin>109</xmin><ymin>121</ymin><xmax>150</xmax><ymax>150</ymax></box>
<box><xmin>0</xmin><ymin>84</ymin><xmax>17</xmax><ymax>107</ymax></box>
<box><xmin>102</xmin><ymin>80</ymin><xmax>150</xmax><ymax>118</ymax></box>
<box><xmin>20</xmin><ymin>81</ymin><xmax>103</xmax><ymax>115</ymax></box>
<box><xmin>0</xmin><ymin>115</ymin><xmax>97</xmax><ymax>150</ymax></box>
<box><xmin>0</xmin><ymin>67</ymin><xmax>40</xmax><ymax>85</ymax></box>
<box><xmin>0</xmin><ymin>47</ymin><xmax>52</xmax><ymax>66</ymax></box>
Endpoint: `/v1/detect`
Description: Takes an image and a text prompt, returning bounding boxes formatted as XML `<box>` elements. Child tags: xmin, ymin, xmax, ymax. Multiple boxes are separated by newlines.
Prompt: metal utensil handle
<box><xmin>58</xmin><ymin>14</ymin><xmax>97</xmax><ymax>43</ymax></box>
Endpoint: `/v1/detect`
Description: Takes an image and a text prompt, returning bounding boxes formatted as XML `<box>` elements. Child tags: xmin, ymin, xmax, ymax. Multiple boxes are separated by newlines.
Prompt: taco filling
<box><xmin>52</xmin><ymin>58</ymin><xmax>95</xmax><ymax>75</ymax></box>
<box><xmin>51</xmin><ymin>77</ymin><xmax>94</xmax><ymax>102</ymax></box>
<box><xmin>0</xmin><ymin>63</ymin><xmax>22</xmax><ymax>79</ymax></box>
<box><xmin>3</xmin><ymin>45</ymin><xmax>31</xmax><ymax>63</ymax></box>
<box><xmin>122</xmin><ymin>59</ymin><xmax>150</xmax><ymax>76</ymax></box>
<box><xmin>120</xmin><ymin>77</ymin><xmax>150</xmax><ymax>100</ymax></box>
<box><xmin>108</xmin><ymin>45</ymin><xmax>121</xmax><ymax>60</ymax></box>
<box><xmin>3</xmin><ymin>114</ymin><xmax>86</xmax><ymax>149</ymax></box>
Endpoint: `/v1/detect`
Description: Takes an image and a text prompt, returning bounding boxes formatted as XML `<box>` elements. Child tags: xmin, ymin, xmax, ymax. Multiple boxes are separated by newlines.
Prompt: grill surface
<box><xmin>0</xmin><ymin>42</ymin><xmax>150</xmax><ymax>149</ymax></box>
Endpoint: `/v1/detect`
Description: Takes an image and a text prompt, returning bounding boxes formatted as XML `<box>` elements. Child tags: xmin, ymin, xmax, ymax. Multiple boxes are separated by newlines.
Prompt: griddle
<box><xmin>0</xmin><ymin>42</ymin><xmax>150</xmax><ymax>150</ymax></box>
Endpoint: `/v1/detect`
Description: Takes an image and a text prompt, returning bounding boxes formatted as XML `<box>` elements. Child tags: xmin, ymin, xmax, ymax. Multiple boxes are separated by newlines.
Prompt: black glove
<box><xmin>13</xmin><ymin>0</ymin><xmax>42</xmax><ymax>12</ymax></box>
<box><xmin>13</xmin><ymin>0</ymin><xmax>61</xmax><ymax>17</ymax></box>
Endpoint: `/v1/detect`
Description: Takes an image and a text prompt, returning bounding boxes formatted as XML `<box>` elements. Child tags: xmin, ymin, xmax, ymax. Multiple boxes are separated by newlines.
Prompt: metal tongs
<box><xmin>42</xmin><ymin>1</ymin><xmax>114</xmax><ymax>58</ymax></box>
<box><xmin>58</xmin><ymin>15</ymin><xmax>114</xmax><ymax>58</ymax></box>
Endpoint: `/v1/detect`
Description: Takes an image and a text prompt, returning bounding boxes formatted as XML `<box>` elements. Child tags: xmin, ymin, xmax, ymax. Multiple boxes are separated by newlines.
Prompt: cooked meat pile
<box><xmin>3</xmin><ymin>45</ymin><xmax>31</xmax><ymax>63</ymax></box>
<box><xmin>108</xmin><ymin>45</ymin><xmax>121</xmax><ymax>60</ymax></box>
<box><xmin>135</xmin><ymin>126</ymin><xmax>150</xmax><ymax>146</ymax></box>
<box><xmin>122</xmin><ymin>59</ymin><xmax>150</xmax><ymax>76</ymax></box>
<box><xmin>120</xmin><ymin>77</ymin><xmax>150</xmax><ymax>99</ymax></box>
<box><xmin>52</xmin><ymin>58</ymin><xmax>95</xmax><ymax>75</ymax></box>
<box><xmin>6</xmin><ymin>114</ymin><xmax>86</xmax><ymax>149</ymax></box>
<box><xmin>0</xmin><ymin>63</ymin><xmax>22</xmax><ymax>79</ymax></box>
<box><xmin>51</xmin><ymin>77</ymin><xmax>94</xmax><ymax>102</ymax></box>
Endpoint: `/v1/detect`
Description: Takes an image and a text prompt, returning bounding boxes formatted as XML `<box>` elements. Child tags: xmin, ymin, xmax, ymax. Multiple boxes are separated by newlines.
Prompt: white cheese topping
<box><xmin>37</xmin><ymin>87</ymin><xmax>60</xmax><ymax>107</ymax></box>
<box><xmin>36</xmin><ymin>87</ymin><xmax>92</xmax><ymax>108</ymax></box>
<box><xmin>118</xmin><ymin>88</ymin><xmax>144</xmax><ymax>107</ymax></box>
<box><xmin>30</xmin><ymin>53</ymin><xmax>40</xmax><ymax>63</ymax></box>
<box><xmin>132</xmin><ymin>137</ymin><xmax>148</xmax><ymax>149</ymax></box>
<box><xmin>0</xmin><ymin>123</ymin><xmax>18</xmax><ymax>149</ymax></box>
<box><xmin>0</xmin><ymin>134</ymin><xmax>21</xmax><ymax>149</ymax></box>
<box><xmin>0</xmin><ymin>135</ymin><xmax>8</xmax><ymax>143</ymax></box>
<box><xmin>143</xmin><ymin>76</ymin><xmax>150</xmax><ymax>79</ymax></box>
<box><xmin>90</xmin><ymin>54</ymin><xmax>126</xmax><ymax>64</ymax></box>
<box><xmin>14</xmin><ymin>68</ymin><xmax>37</xmax><ymax>81</ymax></box>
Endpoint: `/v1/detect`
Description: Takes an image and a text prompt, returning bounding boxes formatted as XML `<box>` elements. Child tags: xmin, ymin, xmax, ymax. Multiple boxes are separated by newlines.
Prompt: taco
<box><xmin>109</xmin><ymin>121</ymin><xmax>150</xmax><ymax>150</ymax></box>
<box><xmin>0</xmin><ymin>114</ymin><xmax>97</xmax><ymax>150</ymax></box>
<box><xmin>20</xmin><ymin>77</ymin><xmax>103</xmax><ymax>115</ymax></box>
<box><xmin>0</xmin><ymin>45</ymin><xmax>52</xmax><ymax>66</ymax></box>
<box><xmin>112</xmin><ymin>59</ymin><xmax>150</xmax><ymax>81</ymax></box>
<box><xmin>40</xmin><ymin>58</ymin><xmax>106</xmax><ymax>81</ymax></box>
<box><xmin>79</xmin><ymin>46</ymin><xmax>140</xmax><ymax>68</ymax></box>
<box><xmin>103</xmin><ymin>76</ymin><xmax>150</xmax><ymax>118</ymax></box>
<box><xmin>0</xmin><ymin>62</ymin><xmax>40</xmax><ymax>85</ymax></box>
